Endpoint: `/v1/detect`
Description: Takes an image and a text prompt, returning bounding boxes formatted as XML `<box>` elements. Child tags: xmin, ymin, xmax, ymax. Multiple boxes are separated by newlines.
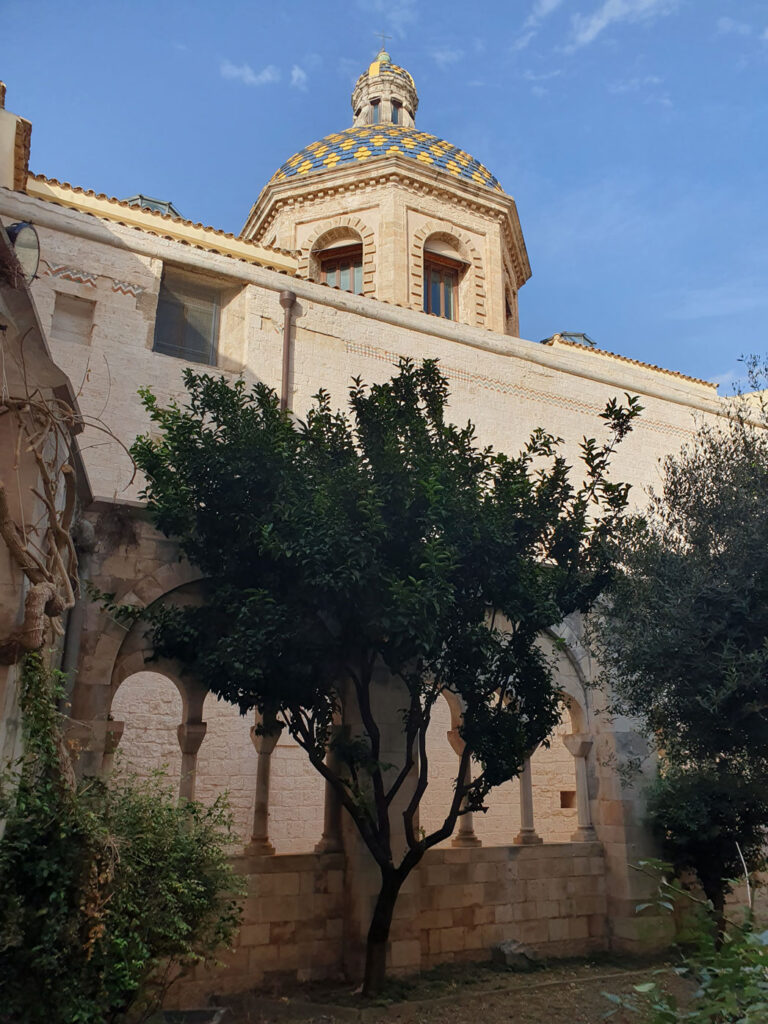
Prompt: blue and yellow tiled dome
<box><xmin>270</xmin><ymin>51</ymin><xmax>503</xmax><ymax>193</ymax></box>
<box><xmin>271</xmin><ymin>124</ymin><xmax>502</xmax><ymax>192</ymax></box>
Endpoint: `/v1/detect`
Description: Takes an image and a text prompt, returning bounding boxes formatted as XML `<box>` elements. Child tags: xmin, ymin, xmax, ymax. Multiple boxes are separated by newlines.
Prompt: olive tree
<box><xmin>590</xmin><ymin>372</ymin><xmax>768</xmax><ymax>923</ymax></box>
<box><xmin>132</xmin><ymin>358</ymin><xmax>639</xmax><ymax>993</ymax></box>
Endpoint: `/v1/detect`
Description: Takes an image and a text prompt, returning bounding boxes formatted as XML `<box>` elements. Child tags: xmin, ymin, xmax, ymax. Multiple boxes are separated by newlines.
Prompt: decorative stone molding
<box><xmin>409</xmin><ymin>221</ymin><xmax>486</xmax><ymax>328</ymax></box>
<box><xmin>42</xmin><ymin>259</ymin><xmax>98</xmax><ymax>287</ymax></box>
<box><xmin>299</xmin><ymin>216</ymin><xmax>376</xmax><ymax>297</ymax></box>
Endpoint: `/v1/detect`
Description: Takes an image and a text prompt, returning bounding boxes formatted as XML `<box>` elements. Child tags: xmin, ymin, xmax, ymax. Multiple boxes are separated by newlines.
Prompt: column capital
<box><xmin>177</xmin><ymin>721</ymin><xmax>207</xmax><ymax>756</ymax></box>
<box><xmin>563</xmin><ymin>732</ymin><xmax>593</xmax><ymax>759</ymax></box>
<box><xmin>250</xmin><ymin>721</ymin><xmax>283</xmax><ymax>755</ymax></box>
<box><xmin>446</xmin><ymin>727</ymin><xmax>466</xmax><ymax>756</ymax></box>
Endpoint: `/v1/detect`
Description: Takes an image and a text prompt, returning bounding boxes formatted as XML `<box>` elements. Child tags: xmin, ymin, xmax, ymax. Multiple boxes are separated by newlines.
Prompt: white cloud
<box><xmin>514</xmin><ymin>0</ymin><xmax>564</xmax><ymax>50</ymax></box>
<box><xmin>569</xmin><ymin>0</ymin><xmax>680</xmax><ymax>50</ymax></box>
<box><xmin>220</xmin><ymin>60</ymin><xmax>280</xmax><ymax>86</ymax></box>
<box><xmin>291</xmin><ymin>65</ymin><xmax>308</xmax><ymax>90</ymax></box>
<box><xmin>522</xmin><ymin>68</ymin><xmax>563</xmax><ymax>81</ymax></box>
<box><xmin>525</xmin><ymin>0</ymin><xmax>565</xmax><ymax>28</ymax></box>
<box><xmin>667</xmin><ymin>282</ymin><xmax>768</xmax><ymax>320</ymax></box>
<box><xmin>431</xmin><ymin>47</ymin><xmax>464</xmax><ymax>68</ymax></box>
<box><xmin>609</xmin><ymin>74</ymin><xmax>662</xmax><ymax>92</ymax></box>
<box><xmin>359</xmin><ymin>0</ymin><xmax>418</xmax><ymax>39</ymax></box>
<box><xmin>717</xmin><ymin>16</ymin><xmax>752</xmax><ymax>36</ymax></box>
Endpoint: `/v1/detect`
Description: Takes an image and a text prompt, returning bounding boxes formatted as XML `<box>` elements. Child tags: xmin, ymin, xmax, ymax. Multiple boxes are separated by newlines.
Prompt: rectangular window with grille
<box><xmin>153</xmin><ymin>270</ymin><xmax>220</xmax><ymax>364</ymax></box>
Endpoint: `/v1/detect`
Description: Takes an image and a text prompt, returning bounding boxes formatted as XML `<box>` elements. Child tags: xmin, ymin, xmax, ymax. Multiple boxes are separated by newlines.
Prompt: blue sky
<box><xmin>4</xmin><ymin>0</ymin><xmax>767</xmax><ymax>388</ymax></box>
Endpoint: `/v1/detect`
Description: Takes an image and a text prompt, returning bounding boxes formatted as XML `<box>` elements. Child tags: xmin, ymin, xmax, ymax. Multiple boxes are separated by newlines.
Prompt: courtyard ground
<box><xmin>218</xmin><ymin>957</ymin><xmax>693</xmax><ymax>1024</ymax></box>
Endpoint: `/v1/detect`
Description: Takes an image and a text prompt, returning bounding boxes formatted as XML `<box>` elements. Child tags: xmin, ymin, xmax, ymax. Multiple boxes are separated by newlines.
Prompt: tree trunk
<box><xmin>363</xmin><ymin>869</ymin><xmax>403</xmax><ymax>997</ymax></box>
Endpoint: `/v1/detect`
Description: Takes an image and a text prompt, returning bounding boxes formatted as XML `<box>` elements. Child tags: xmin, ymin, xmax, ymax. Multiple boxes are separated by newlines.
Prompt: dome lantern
<box><xmin>351</xmin><ymin>49</ymin><xmax>418</xmax><ymax>128</ymax></box>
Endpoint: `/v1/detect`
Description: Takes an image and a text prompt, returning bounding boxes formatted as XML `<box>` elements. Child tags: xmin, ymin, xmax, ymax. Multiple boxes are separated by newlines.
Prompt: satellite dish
<box><xmin>5</xmin><ymin>221</ymin><xmax>40</xmax><ymax>283</ymax></box>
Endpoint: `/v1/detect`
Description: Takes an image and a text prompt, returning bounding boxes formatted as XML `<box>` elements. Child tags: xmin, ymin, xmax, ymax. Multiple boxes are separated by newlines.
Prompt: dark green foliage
<box><xmin>0</xmin><ymin>653</ymin><xmax>242</xmax><ymax>1024</ymax></box>
<box><xmin>131</xmin><ymin>358</ymin><xmax>639</xmax><ymax>991</ymax></box>
<box><xmin>605</xmin><ymin>924</ymin><xmax>768</xmax><ymax>1022</ymax></box>
<box><xmin>591</xmin><ymin>408</ymin><xmax>768</xmax><ymax>769</ymax></box>
<box><xmin>647</xmin><ymin>764</ymin><xmax>768</xmax><ymax>913</ymax></box>
<box><xmin>591</xmin><ymin>371</ymin><xmax>768</xmax><ymax>919</ymax></box>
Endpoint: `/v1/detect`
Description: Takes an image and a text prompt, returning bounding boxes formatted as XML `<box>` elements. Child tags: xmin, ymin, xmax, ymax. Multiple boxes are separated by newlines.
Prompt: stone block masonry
<box><xmin>167</xmin><ymin>842</ymin><xmax>607</xmax><ymax>1009</ymax></box>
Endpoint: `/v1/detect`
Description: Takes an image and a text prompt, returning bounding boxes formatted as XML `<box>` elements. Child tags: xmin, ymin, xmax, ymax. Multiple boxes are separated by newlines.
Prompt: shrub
<box><xmin>0</xmin><ymin>653</ymin><xmax>242</xmax><ymax>1024</ymax></box>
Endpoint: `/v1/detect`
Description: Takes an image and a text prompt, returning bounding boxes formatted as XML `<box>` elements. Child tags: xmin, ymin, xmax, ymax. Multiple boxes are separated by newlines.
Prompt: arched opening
<box><xmin>530</xmin><ymin>702</ymin><xmax>578</xmax><ymax>843</ymax></box>
<box><xmin>269</xmin><ymin>728</ymin><xmax>326</xmax><ymax>853</ymax></box>
<box><xmin>310</xmin><ymin>228</ymin><xmax>364</xmax><ymax>294</ymax></box>
<box><xmin>110</xmin><ymin>670</ymin><xmax>183</xmax><ymax>784</ymax></box>
<box><xmin>422</xmin><ymin>233</ymin><xmax>470</xmax><ymax>322</ymax></box>
<box><xmin>195</xmin><ymin>694</ymin><xmax>256</xmax><ymax>846</ymax></box>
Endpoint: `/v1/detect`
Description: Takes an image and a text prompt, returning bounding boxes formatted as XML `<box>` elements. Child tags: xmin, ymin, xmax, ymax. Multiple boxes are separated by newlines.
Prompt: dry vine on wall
<box><xmin>0</xmin><ymin>326</ymin><xmax>134</xmax><ymax>664</ymax></box>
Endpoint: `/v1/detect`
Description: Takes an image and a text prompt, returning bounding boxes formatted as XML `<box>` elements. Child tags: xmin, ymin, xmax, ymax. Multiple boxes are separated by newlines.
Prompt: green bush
<box><xmin>647</xmin><ymin>762</ymin><xmax>768</xmax><ymax>925</ymax></box>
<box><xmin>605</xmin><ymin>927</ymin><xmax>768</xmax><ymax>1022</ymax></box>
<box><xmin>0</xmin><ymin>653</ymin><xmax>242</xmax><ymax>1024</ymax></box>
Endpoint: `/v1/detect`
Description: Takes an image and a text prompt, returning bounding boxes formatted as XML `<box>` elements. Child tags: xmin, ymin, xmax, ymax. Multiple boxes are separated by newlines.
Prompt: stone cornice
<box><xmin>24</xmin><ymin>174</ymin><xmax>298</xmax><ymax>273</ymax></box>
<box><xmin>243</xmin><ymin>156</ymin><xmax>531</xmax><ymax>286</ymax></box>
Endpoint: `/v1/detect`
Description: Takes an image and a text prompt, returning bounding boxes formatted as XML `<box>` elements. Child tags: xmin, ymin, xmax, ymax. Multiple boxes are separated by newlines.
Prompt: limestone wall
<box><xmin>0</xmin><ymin>189</ymin><xmax>721</xmax><ymax>516</ymax></box>
<box><xmin>168</xmin><ymin>842</ymin><xmax>607</xmax><ymax>1008</ymax></box>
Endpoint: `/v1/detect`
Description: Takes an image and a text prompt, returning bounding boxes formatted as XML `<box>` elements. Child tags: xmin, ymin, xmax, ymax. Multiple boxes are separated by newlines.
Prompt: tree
<box><xmin>131</xmin><ymin>358</ymin><xmax>640</xmax><ymax>994</ymax></box>
<box><xmin>590</xmin><ymin>378</ymin><xmax>768</xmax><ymax>921</ymax></box>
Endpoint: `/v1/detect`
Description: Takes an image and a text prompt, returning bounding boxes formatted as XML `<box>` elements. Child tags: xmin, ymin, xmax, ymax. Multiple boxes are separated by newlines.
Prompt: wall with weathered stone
<box><xmin>167</xmin><ymin>842</ymin><xmax>607</xmax><ymax>1009</ymax></box>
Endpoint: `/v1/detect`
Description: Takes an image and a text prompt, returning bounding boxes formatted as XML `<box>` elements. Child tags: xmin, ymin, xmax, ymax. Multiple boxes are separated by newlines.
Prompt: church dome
<box><xmin>269</xmin><ymin>50</ymin><xmax>503</xmax><ymax>193</ymax></box>
<box><xmin>270</xmin><ymin>124</ymin><xmax>502</xmax><ymax>191</ymax></box>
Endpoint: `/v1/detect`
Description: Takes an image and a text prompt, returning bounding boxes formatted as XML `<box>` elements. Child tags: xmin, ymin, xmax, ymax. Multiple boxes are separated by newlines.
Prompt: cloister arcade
<box><xmin>107</xmin><ymin>633</ymin><xmax>597</xmax><ymax>857</ymax></box>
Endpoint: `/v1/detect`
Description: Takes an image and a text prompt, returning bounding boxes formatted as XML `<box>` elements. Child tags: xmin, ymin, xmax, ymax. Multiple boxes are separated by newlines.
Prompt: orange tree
<box><xmin>132</xmin><ymin>358</ymin><xmax>640</xmax><ymax>994</ymax></box>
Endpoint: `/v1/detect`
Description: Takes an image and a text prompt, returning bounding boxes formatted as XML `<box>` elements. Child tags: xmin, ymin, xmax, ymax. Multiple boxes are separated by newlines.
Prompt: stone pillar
<box><xmin>101</xmin><ymin>720</ymin><xmax>124</xmax><ymax>775</ymax></box>
<box><xmin>447</xmin><ymin>727</ymin><xmax>481</xmax><ymax>847</ymax></box>
<box><xmin>248</xmin><ymin>713</ymin><xmax>283</xmax><ymax>854</ymax></box>
<box><xmin>514</xmin><ymin>757</ymin><xmax>542</xmax><ymax>845</ymax></box>
<box><xmin>563</xmin><ymin>733</ymin><xmax>597</xmax><ymax>841</ymax></box>
<box><xmin>177</xmin><ymin>721</ymin><xmax>207</xmax><ymax>802</ymax></box>
<box><xmin>315</xmin><ymin>727</ymin><xmax>343</xmax><ymax>854</ymax></box>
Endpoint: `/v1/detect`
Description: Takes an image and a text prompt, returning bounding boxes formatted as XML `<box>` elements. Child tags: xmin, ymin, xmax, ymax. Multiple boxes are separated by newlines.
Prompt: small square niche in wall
<box><xmin>560</xmin><ymin>790</ymin><xmax>576</xmax><ymax>809</ymax></box>
<box><xmin>51</xmin><ymin>292</ymin><xmax>95</xmax><ymax>345</ymax></box>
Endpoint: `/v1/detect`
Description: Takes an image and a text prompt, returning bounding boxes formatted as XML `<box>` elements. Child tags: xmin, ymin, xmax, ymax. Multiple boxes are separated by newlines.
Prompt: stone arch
<box><xmin>110</xmin><ymin>669</ymin><xmax>184</xmax><ymax>783</ymax></box>
<box><xmin>299</xmin><ymin>216</ymin><xmax>376</xmax><ymax>296</ymax></box>
<box><xmin>410</xmin><ymin>221</ymin><xmax>486</xmax><ymax>328</ymax></box>
<box><xmin>73</xmin><ymin>562</ymin><xmax>205</xmax><ymax>723</ymax></box>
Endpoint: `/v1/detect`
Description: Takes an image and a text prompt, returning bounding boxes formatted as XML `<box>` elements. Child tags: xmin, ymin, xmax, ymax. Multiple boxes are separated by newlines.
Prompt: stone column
<box><xmin>315</xmin><ymin>750</ymin><xmax>343</xmax><ymax>854</ymax></box>
<box><xmin>248</xmin><ymin>713</ymin><xmax>283</xmax><ymax>854</ymax></box>
<box><xmin>177</xmin><ymin>721</ymin><xmax>207</xmax><ymax>801</ymax></box>
<box><xmin>514</xmin><ymin>757</ymin><xmax>542</xmax><ymax>845</ymax></box>
<box><xmin>101</xmin><ymin>720</ymin><xmax>124</xmax><ymax>775</ymax></box>
<box><xmin>447</xmin><ymin>727</ymin><xmax>481</xmax><ymax>847</ymax></box>
<box><xmin>563</xmin><ymin>733</ymin><xmax>597</xmax><ymax>841</ymax></box>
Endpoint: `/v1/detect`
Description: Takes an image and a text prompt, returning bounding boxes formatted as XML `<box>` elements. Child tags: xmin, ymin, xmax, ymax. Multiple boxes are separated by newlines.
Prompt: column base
<box><xmin>246</xmin><ymin>839</ymin><xmax>277</xmax><ymax>856</ymax></box>
<box><xmin>513</xmin><ymin>830</ymin><xmax>543</xmax><ymax>845</ymax></box>
<box><xmin>314</xmin><ymin>836</ymin><xmax>343</xmax><ymax>854</ymax></box>
<box><xmin>570</xmin><ymin>827</ymin><xmax>598</xmax><ymax>842</ymax></box>
<box><xmin>452</xmin><ymin>833</ymin><xmax>482</xmax><ymax>848</ymax></box>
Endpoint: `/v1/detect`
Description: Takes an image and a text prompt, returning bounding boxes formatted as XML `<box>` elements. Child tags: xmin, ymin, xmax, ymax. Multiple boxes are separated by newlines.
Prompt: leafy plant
<box><xmin>0</xmin><ymin>652</ymin><xmax>242</xmax><ymax>1024</ymax></box>
<box><xmin>604</xmin><ymin>927</ymin><xmax>768</xmax><ymax>1023</ymax></box>
<box><xmin>590</xmin><ymin>371</ymin><xmax>768</xmax><ymax>920</ymax></box>
<box><xmin>130</xmin><ymin>357</ymin><xmax>640</xmax><ymax>994</ymax></box>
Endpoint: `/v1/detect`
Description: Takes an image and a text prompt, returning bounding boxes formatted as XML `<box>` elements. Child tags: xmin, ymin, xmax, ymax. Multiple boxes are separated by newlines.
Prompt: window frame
<box><xmin>152</xmin><ymin>267</ymin><xmax>221</xmax><ymax>366</ymax></box>
<box><xmin>391</xmin><ymin>100</ymin><xmax>401</xmax><ymax>124</ymax></box>
<box><xmin>370</xmin><ymin>99</ymin><xmax>381</xmax><ymax>124</ymax></box>
<box><xmin>423</xmin><ymin>251</ymin><xmax>461</xmax><ymax>320</ymax></box>
<box><xmin>318</xmin><ymin>243</ymin><xmax>364</xmax><ymax>295</ymax></box>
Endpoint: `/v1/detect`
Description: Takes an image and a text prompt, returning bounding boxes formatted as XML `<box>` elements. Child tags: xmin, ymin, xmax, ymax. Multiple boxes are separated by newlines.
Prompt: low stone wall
<box><xmin>169</xmin><ymin>842</ymin><xmax>607</xmax><ymax>1009</ymax></box>
<box><xmin>419</xmin><ymin>842</ymin><xmax>607</xmax><ymax>966</ymax></box>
